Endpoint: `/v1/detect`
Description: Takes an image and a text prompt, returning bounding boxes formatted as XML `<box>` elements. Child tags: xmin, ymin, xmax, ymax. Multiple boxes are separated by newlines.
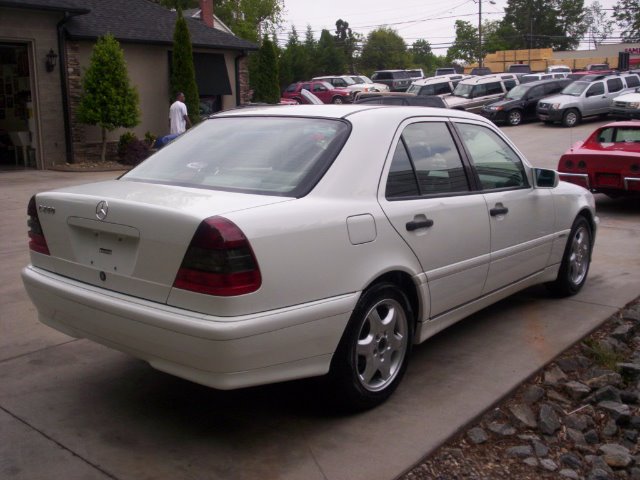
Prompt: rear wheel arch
<box><xmin>363</xmin><ymin>271</ymin><xmax>421</xmax><ymax>330</ymax></box>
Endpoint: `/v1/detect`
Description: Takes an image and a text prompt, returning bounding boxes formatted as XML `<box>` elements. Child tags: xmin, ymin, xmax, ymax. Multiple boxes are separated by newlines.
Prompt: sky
<box><xmin>276</xmin><ymin>0</ymin><xmax>622</xmax><ymax>53</ymax></box>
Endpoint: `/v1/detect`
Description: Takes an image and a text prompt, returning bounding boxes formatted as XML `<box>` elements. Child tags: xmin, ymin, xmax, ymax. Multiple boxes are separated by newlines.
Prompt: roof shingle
<box><xmin>1</xmin><ymin>0</ymin><xmax>257</xmax><ymax>51</ymax></box>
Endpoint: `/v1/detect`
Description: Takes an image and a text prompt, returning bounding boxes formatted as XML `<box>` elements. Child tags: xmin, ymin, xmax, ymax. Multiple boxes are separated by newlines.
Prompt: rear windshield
<box><xmin>122</xmin><ymin>117</ymin><xmax>350</xmax><ymax>197</ymax></box>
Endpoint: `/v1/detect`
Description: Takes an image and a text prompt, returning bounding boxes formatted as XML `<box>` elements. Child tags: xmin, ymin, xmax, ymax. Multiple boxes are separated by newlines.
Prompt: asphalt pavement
<box><xmin>1</xmin><ymin>119</ymin><xmax>639</xmax><ymax>480</ymax></box>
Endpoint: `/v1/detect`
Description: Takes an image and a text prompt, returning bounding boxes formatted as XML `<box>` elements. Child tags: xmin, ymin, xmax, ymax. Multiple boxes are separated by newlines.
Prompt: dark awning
<box><xmin>193</xmin><ymin>52</ymin><xmax>231</xmax><ymax>96</ymax></box>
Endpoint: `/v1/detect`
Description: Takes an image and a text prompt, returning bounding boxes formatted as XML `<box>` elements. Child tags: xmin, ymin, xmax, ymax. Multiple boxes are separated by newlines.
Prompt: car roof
<box><xmin>215</xmin><ymin>104</ymin><xmax>487</xmax><ymax>123</ymax></box>
<box><xmin>520</xmin><ymin>78</ymin><xmax>572</xmax><ymax>87</ymax></box>
<box><xmin>412</xmin><ymin>74</ymin><xmax>471</xmax><ymax>85</ymax></box>
<box><xmin>458</xmin><ymin>74</ymin><xmax>517</xmax><ymax>85</ymax></box>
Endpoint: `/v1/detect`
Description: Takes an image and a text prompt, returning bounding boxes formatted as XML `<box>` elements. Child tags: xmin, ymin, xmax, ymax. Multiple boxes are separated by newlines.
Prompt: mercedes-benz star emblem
<box><xmin>96</xmin><ymin>200</ymin><xmax>109</xmax><ymax>221</ymax></box>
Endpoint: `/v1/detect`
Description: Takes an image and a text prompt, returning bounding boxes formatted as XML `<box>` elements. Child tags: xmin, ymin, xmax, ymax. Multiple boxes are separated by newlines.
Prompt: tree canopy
<box><xmin>77</xmin><ymin>34</ymin><xmax>139</xmax><ymax>162</ymax></box>
<box><xmin>447</xmin><ymin>20</ymin><xmax>480</xmax><ymax>63</ymax></box>
<box><xmin>499</xmin><ymin>0</ymin><xmax>586</xmax><ymax>50</ymax></box>
<box><xmin>253</xmin><ymin>34</ymin><xmax>280</xmax><ymax>103</ymax></box>
<box><xmin>584</xmin><ymin>1</ymin><xmax>615</xmax><ymax>48</ymax></box>
<box><xmin>215</xmin><ymin>0</ymin><xmax>283</xmax><ymax>42</ymax></box>
<box><xmin>614</xmin><ymin>0</ymin><xmax>640</xmax><ymax>41</ymax></box>
<box><xmin>359</xmin><ymin>27</ymin><xmax>410</xmax><ymax>72</ymax></box>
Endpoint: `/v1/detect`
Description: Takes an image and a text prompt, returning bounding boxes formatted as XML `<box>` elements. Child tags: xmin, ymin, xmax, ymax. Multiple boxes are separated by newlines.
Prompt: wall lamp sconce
<box><xmin>45</xmin><ymin>48</ymin><xmax>58</xmax><ymax>72</ymax></box>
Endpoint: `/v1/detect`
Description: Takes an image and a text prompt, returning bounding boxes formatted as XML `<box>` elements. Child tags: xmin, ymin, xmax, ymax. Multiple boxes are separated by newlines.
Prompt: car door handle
<box><xmin>490</xmin><ymin>205</ymin><xmax>509</xmax><ymax>216</ymax></box>
<box><xmin>406</xmin><ymin>219</ymin><xmax>434</xmax><ymax>231</ymax></box>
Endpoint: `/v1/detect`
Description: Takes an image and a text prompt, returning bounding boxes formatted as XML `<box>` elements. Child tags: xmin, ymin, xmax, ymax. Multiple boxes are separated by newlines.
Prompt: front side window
<box><xmin>123</xmin><ymin>117</ymin><xmax>350</xmax><ymax>197</ymax></box>
<box><xmin>505</xmin><ymin>84</ymin><xmax>528</xmax><ymax>100</ymax></box>
<box><xmin>586</xmin><ymin>82</ymin><xmax>605</xmax><ymax>96</ymax></box>
<box><xmin>527</xmin><ymin>86</ymin><xmax>544</xmax><ymax>98</ymax></box>
<box><xmin>456</xmin><ymin>123</ymin><xmax>528</xmax><ymax>190</ymax></box>
<box><xmin>453</xmin><ymin>83</ymin><xmax>473</xmax><ymax>98</ymax></box>
<box><xmin>385</xmin><ymin>123</ymin><xmax>469</xmax><ymax>198</ymax></box>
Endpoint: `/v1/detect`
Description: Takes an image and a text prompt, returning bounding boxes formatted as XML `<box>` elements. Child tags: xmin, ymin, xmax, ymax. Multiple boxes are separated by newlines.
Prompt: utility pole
<box><xmin>478</xmin><ymin>0</ymin><xmax>483</xmax><ymax>68</ymax></box>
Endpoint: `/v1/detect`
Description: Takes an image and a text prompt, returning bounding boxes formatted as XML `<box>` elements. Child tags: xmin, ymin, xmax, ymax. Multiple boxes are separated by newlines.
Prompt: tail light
<box><xmin>578</xmin><ymin>160</ymin><xmax>587</xmax><ymax>169</ymax></box>
<box><xmin>27</xmin><ymin>195</ymin><xmax>50</xmax><ymax>255</ymax></box>
<box><xmin>173</xmin><ymin>217</ymin><xmax>261</xmax><ymax>296</ymax></box>
<box><xmin>564</xmin><ymin>160</ymin><xmax>574</xmax><ymax>169</ymax></box>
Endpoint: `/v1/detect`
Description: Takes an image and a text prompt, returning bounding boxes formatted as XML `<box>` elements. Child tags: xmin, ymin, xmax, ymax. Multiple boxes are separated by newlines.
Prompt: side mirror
<box><xmin>533</xmin><ymin>168</ymin><xmax>559</xmax><ymax>188</ymax></box>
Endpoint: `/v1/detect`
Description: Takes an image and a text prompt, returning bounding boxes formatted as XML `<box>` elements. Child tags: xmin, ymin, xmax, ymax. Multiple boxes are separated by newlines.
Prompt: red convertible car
<box><xmin>558</xmin><ymin>121</ymin><xmax>640</xmax><ymax>197</ymax></box>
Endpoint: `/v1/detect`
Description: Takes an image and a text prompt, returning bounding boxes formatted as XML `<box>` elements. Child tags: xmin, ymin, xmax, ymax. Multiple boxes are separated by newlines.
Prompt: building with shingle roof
<box><xmin>0</xmin><ymin>0</ymin><xmax>257</xmax><ymax>168</ymax></box>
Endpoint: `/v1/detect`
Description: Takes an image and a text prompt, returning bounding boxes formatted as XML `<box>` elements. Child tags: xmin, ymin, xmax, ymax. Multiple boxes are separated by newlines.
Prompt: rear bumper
<box><xmin>22</xmin><ymin>266</ymin><xmax>357</xmax><ymax>390</ymax></box>
<box><xmin>559</xmin><ymin>173</ymin><xmax>640</xmax><ymax>194</ymax></box>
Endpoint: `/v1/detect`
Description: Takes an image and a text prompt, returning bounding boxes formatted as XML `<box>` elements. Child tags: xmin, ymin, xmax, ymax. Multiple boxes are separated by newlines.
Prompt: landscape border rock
<box><xmin>402</xmin><ymin>297</ymin><xmax>640</xmax><ymax>480</ymax></box>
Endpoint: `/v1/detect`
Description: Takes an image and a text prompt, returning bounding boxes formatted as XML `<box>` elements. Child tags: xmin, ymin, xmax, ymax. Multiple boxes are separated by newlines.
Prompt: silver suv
<box><xmin>370</xmin><ymin>70</ymin><xmax>411</xmax><ymax>91</ymax></box>
<box><xmin>537</xmin><ymin>73</ymin><xmax>640</xmax><ymax>127</ymax></box>
<box><xmin>444</xmin><ymin>74</ymin><xmax>519</xmax><ymax>113</ymax></box>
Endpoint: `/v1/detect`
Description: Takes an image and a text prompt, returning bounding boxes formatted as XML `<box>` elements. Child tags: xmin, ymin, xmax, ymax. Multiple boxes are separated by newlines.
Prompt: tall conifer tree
<box><xmin>171</xmin><ymin>10</ymin><xmax>200</xmax><ymax>124</ymax></box>
<box><xmin>77</xmin><ymin>34</ymin><xmax>139</xmax><ymax>162</ymax></box>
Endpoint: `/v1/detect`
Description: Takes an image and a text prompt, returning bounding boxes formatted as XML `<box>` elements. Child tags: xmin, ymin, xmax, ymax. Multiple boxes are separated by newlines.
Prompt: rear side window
<box><xmin>485</xmin><ymin>82</ymin><xmax>503</xmax><ymax>95</ymax></box>
<box><xmin>456</xmin><ymin>123</ymin><xmax>528</xmax><ymax>190</ymax></box>
<box><xmin>607</xmin><ymin>78</ymin><xmax>623</xmax><ymax>93</ymax></box>
<box><xmin>624</xmin><ymin>75</ymin><xmax>640</xmax><ymax>88</ymax></box>
<box><xmin>386</xmin><ymin>123</ymin><xmax>469</xmax><ymax>198</ymax></box>
<box><xmin>285</xmin><ymin>84</ymin><xmax>298</xmax><ymax>92</ymax></box>
<box><xmin>504</xmin><ymin>79</ymin><xmax>517</xmax><ymax>90</ymax></box>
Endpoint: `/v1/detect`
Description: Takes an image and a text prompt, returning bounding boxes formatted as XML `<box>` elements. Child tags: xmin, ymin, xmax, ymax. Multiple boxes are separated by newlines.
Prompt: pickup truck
<box><xmin>537</xmin><ymin>73</ymin><xmax>640</xmax><ymax>127</ymax></box>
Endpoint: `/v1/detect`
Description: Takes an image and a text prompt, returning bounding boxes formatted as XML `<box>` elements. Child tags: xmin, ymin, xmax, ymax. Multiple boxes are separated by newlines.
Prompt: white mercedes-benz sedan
<box><xmin>22</xmin><ymin>105</ymin><xmax>596</xmax><ymax>410</ymax></box>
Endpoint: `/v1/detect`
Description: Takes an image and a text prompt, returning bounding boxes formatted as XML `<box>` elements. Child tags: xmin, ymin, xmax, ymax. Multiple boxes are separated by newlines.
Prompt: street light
<box><xmin>478</xmin><ymin>0</ymin><xmax>496</xmax><ymax>68</ymax></box>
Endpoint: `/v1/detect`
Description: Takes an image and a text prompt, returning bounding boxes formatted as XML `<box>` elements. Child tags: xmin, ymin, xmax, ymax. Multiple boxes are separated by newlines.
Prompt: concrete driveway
<box><xmin>1</xmin><ymin>120</ymin><xmax>639</xmax><ymax>480</ymax></box>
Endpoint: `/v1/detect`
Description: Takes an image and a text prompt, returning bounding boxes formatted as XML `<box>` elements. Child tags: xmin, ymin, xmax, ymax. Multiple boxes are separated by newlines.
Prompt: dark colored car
<box><xmin>470</xmin><ymin>67</ymin><xmax>492</xmax><ymax>76</ymax></box>
<box><xmin>281</xmin><ymin>81</ymin><xmax>353</xmax><ymax>104</ymax></box>
<box><xmin>557</xmin><ymin>121</ymin><xmax>640</xmax><ymax>197</ymax></box>
<box><xmin>480</xmin><ymin>78</ymin><xmax>572</xmax><ymax>126</ymax></box>
<box><xmin>507</xmin><ymin>64</ymin><xmax>532</xmax><ymax>74</ymax></box>
<box><xmin>370</xmin><ymin>70</ymin><xmax>411</xmax><ymax>91</ymax></box>
<box><xmin>355</xmin><ymin>92</ymin><xmax>447</xmax><ymax>108</ymax></box>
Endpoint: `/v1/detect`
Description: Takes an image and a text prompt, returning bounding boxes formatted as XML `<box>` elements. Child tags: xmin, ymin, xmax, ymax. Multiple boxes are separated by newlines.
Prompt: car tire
<box><xmin>546</xmin><ymin>216</ymin><xmax>592</xmax><ymax>297</ymax></box>
<box><xmin>332</xmin><ymin>96</ymin><xmax>344</xmax><ymax>104</ymax></box>
<box><xmin>329</xmin><ymin>282</ymin><xmax>413</xmax><ymax>411</ymax></box>
<box><xmin>562</xmin><ymin>109</ymin><xmax>581</xmax><ymax>128</ymax></box>
<box><xmin>507</xmin><ymin>109</ymin><xmax>523</xmax><ymax>126</ymax></box>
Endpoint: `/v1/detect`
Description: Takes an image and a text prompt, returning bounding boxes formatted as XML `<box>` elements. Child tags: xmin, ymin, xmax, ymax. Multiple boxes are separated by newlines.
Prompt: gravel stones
<box><xmin>402</xmin><ymin>299</ymin><xmax>640</xmax><ymax>480</ymax></box>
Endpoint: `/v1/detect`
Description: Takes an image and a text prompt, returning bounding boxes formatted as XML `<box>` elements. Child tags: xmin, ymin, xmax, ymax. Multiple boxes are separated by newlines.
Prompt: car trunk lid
<box><xmin>31</xmin><ymin>180</ymin><xmax>292</xmax><ymax>303</ymax></box>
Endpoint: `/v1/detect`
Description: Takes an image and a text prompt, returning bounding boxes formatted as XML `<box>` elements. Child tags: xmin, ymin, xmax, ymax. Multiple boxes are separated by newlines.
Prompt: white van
<box><xmin>406</xmin><ymin>74</ymin><xmax>473</xmax><ymax>96</ymax></box>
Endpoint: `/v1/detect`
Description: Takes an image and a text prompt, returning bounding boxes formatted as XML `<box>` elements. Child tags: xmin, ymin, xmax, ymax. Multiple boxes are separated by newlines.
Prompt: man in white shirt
<box><xmin>169</xmin><ymin>92</ymin><xmax>192</xmax><ymax>135</ymax></box>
